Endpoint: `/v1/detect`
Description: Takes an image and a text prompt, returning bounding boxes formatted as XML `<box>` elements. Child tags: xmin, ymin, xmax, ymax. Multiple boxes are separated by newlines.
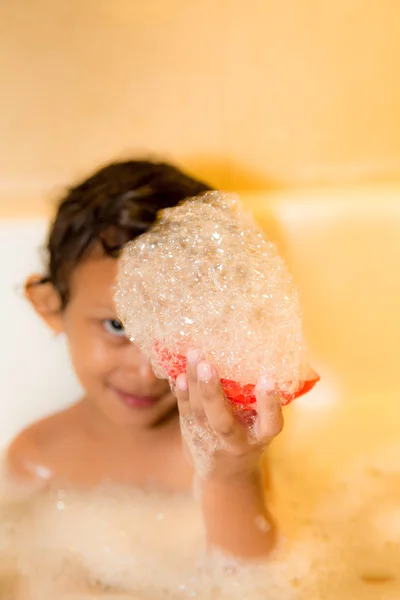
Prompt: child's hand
<box><xmin>174</xmin><ymin>350</ymin><xmax>284</xmax><ymax>481</ymax></box>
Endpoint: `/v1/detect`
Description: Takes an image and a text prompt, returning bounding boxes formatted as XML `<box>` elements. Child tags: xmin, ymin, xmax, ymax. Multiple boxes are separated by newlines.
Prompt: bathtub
<box><xmin>0</xmin><ymin>187</ymin><xmax>399</xmax><ymax>597</ymax></box>
<box><xmin>0</xmin><ymin>219</ymin><xmax>81</xmax><ymax>447</ymax></box>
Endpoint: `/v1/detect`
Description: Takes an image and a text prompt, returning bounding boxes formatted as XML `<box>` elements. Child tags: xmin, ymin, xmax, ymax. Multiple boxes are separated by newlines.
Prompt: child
<box><xmin>7</xmin><ymin>160</ymin><xmax>284</xmax><ymax>559</ymax></box>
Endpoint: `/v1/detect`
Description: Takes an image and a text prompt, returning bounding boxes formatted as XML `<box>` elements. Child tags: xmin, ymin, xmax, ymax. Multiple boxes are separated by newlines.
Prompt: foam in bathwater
<box><xmin>1</xmin><ymin>446</ymin><xmax>399</xmax><ymax>599</ymax></box>
<box><xmin>115</xmin><ymin>192</ymin><xmax>318</xmax><ymax>417</ymax></box>
<box><xmin>0</xmin><ymin>467</ymin><xmax>310</xmax><ymax>599</ymax></box>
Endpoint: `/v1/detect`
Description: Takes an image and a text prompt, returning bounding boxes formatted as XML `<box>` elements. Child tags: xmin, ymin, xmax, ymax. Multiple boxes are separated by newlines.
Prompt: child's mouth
<box><xmin>111</xmin><ymin>387</ymin><xmax>161</xmax><ymax>409</ymax></box>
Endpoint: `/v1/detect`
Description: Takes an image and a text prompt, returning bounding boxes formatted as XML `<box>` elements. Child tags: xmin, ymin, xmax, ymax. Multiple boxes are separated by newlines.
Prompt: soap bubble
<box><xmin>115</xmin><ymin>192</ymin><xmax>318</xmax><ymax>421</ymax></box>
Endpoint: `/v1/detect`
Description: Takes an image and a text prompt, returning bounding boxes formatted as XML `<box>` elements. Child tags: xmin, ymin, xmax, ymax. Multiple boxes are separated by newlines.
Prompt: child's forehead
<box><xmin>69</xmin><ymin>253</ymin><xmax>118</xmax><ymax>303</ymax></box>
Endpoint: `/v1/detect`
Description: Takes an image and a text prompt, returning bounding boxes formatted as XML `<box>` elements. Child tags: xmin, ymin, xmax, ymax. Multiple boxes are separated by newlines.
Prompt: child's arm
<box><xmin>175</xmin><ymin>351</ymin><xmax>283</xmax><ymax>559</ymax></box>
<box><xmin>199</xmin><ymin>463</ymin><xmax>277</xmax><ymax>558</ymax></box>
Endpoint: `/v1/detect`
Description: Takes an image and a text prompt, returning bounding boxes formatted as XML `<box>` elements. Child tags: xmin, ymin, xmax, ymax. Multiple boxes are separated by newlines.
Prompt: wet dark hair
<box><xmin>39</xmin><ymin>160</ymin><xmax>211</xmax><ymax>307</ymax></box>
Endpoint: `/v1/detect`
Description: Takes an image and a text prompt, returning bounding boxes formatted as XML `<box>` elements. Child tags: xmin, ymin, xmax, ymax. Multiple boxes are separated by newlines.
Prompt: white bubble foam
<box><xmin>115</xmin><ymin>192</ymin><xmax>312</xmax><ymax>403</ymax></box>
<box><xmin>0</xmin><ymin>445</ymin><xmax>399</xmax><ymax>599</ymax></box>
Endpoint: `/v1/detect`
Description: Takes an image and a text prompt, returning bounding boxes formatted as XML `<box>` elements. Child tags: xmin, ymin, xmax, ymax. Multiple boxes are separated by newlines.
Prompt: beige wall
<box><xmin>1</xmin><ymin>0</ymin><xmax>400</xmax><ymax>214</ymax></box>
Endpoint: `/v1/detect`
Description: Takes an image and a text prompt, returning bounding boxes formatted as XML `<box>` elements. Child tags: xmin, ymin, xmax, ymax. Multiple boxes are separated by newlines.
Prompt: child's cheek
<box><xmin>67</xmin><ymin>326</ymin><xmax>110</xmax><ymax>383</ymax></box>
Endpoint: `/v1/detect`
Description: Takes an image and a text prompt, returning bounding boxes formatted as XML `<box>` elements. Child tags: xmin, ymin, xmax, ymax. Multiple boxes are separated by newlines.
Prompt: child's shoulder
<box><xmin>6</xmin><ymin>403</ymin><xmax>85</xmax><ymax>482</ymax></box>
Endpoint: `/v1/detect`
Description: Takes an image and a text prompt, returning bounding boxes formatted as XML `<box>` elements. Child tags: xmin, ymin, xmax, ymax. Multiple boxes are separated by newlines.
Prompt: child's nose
<box><xmin>122</xmin><ymin>343</ymin><xmax>159</xmax><ymax>383</ymax></box>
<box><xmin>137</xmin><ymin>356</ymin><xmax>158</xmax><ymax>382</ymax></box>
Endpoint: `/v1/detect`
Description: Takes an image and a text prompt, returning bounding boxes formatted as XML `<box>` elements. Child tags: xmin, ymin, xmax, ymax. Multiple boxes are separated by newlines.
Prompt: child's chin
<box><xmin>100</xmin><ymin>396</ymin><xmax>177</xmax><ymax>428</ymax></box>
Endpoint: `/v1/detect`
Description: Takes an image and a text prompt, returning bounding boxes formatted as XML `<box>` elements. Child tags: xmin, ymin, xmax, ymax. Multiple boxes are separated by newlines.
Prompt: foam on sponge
<box><xmin>115</xmin><ymin>192</ymin><xmax>318</xmax><ymax>413</ymax></box>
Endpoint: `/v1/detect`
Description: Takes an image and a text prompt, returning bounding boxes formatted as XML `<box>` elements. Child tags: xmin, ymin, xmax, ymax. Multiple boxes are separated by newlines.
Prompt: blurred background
<box><xmin>1</xmin><ymin>0</ymin><xmax>400</xmax><ymax>215</ymax></box>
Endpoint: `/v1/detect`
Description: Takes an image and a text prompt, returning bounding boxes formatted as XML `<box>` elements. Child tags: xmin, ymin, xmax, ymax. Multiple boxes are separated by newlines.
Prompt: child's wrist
<box><xmin>199</xmin><ymin>455</ymin><xmax>263</xmax><ymax>486</ymax></box>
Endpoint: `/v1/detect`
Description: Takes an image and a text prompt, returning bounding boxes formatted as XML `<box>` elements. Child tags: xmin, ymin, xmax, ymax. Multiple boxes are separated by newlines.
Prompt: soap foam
<box><xmin>0</xmin><ymin>446</ymin><xmax>399</xmax><ymax>599</ymax></box>
<box><xmin>115</xmin><ymin>192</ymin><xmax>311</xmax><ymax>405</ymax></box>
<box><xmin>0</xmin><ymin>476</ymin><xmax>308</xmax><ymax>599</ymax></box>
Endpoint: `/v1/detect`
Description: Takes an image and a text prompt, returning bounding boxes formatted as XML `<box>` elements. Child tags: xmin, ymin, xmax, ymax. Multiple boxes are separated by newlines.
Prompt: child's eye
<box><xmin>103</xmin><ymin>319</ymin><xmax>126</xmax><ymax>337</ymax></box>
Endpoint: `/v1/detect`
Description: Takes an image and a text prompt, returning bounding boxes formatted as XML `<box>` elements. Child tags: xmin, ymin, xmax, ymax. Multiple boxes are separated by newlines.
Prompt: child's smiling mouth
<box><xmin>110</xmin><ymin>386</ymin><xmax>162</xmax><ymax>409</ymax></box>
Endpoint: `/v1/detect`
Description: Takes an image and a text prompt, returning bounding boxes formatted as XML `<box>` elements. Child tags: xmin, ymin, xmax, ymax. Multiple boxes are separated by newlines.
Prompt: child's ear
<box><xmin>24</xmin><ymin>274</ymin><xmax>64</xmax><ymax>334</ymax></box>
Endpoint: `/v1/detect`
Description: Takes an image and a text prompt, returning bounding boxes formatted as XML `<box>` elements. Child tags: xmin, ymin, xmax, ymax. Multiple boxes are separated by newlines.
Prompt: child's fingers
<box><xmin>255</xmin><ymin>376</ymin><xmax>284</xmax><ymax>444</ymax></box>
<box><xmin>197</xmin><ymin>362</ymin><xmax>246</xmax><ymax>447</ymax></box>
<box><xmin>187</xmin><ymin>349</ymin><xmax>206</xmax><ymax>419</ymax></box>
<box><xmin>175</xmin><ymin>373</ymin><xmax>190</xmax><ymax>417</ymax></box>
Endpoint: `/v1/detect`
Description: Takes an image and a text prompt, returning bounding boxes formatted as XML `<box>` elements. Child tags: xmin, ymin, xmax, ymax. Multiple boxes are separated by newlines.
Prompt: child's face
<box><xmin>31</xmin><ymin>249</ymin><xmax>177</xmax><ymax>429</ymax></box>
